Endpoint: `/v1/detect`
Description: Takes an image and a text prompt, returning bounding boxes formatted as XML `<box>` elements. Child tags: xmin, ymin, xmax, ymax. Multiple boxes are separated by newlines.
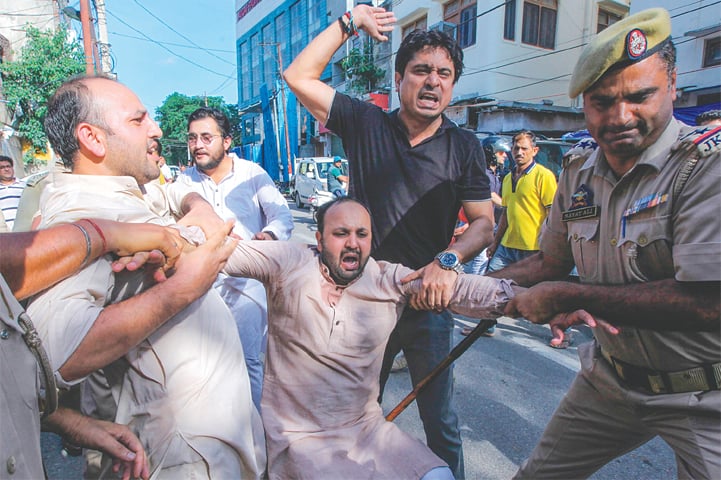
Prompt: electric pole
<box><xmin>94</xmin><ymin>0</ymin><xmax>112</xmax><ymax>74</ymax></box>
<box><xmin>79</xmin><ymin>0</ymin><xmax>94</xmax><ymax>74</ymax></box>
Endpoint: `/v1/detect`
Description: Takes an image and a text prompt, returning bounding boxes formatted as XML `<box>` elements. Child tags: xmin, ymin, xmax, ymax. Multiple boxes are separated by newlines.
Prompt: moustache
<box><xmin>600</xmin><ymin>121</ymin><xmax>647</xmax><ymax>136</ymax></box>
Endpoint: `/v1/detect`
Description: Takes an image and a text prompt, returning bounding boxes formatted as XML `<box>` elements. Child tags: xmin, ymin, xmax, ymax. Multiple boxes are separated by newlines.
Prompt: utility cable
<box><xmin>130</xmin><ymin>0</ymin><xmax>235</xmax><ymax>66</ymax></box>
<box><xmin>105</xmin><ymin>8</ymin><xmax>234</xmax><ymax>80</ymax></box>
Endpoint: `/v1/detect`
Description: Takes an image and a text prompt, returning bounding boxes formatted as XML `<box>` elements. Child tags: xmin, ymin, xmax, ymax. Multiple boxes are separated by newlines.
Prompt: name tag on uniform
<box><xmin>561</xmin><ymin>184</ymin><xmax>600</xmax><ymax>222</ymax></box>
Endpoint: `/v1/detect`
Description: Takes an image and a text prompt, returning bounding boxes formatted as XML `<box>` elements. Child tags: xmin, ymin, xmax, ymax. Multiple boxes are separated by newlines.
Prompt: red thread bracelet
<box><xmin>82</xmin><ymin>219</ymin><xmax>108</xmax><ymax>253</ymax></box>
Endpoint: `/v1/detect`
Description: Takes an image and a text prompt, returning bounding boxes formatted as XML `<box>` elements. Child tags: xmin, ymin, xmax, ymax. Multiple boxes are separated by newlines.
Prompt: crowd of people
<box><xmin>1</xmin><ymin>6</ymin><xmax>719</xmax><ymax>480</ymax></box>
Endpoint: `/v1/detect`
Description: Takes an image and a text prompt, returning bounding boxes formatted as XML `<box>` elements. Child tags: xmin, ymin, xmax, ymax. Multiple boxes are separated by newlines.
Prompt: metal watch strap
<box><xmin>436</xmin><ymin>251</ymin><xmax>463</xmax><ymax>274</ymax></box>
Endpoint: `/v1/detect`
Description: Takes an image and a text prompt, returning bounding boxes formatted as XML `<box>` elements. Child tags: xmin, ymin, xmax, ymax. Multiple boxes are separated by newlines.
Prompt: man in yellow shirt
<box><xmin>485</xmin><ymin>130</ymin><xmax>557</xmax><ymax>336</ymax></box>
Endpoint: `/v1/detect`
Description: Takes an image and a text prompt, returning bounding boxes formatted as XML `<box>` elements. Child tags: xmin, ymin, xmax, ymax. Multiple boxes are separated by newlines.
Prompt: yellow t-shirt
<box><xmin>501</xmin><ymin>163</ymin><xmax>557</xmax><ymax>251</ymax></box>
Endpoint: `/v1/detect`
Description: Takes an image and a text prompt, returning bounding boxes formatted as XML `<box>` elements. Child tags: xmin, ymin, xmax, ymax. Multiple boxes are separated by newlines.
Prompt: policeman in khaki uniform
<box><xmin>486</xmin><ymin>8</ymin><xmax>721</xmax><ymax>479</ymax></box>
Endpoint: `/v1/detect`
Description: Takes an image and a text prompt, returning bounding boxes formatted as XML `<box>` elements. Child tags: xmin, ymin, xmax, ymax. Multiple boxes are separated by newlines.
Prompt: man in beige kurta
<box><xmin>27</xmin><ymin>76</ymin><xmax>265</xmax><ymax>479</ymax></box>
<box><xmin>222</xmin><ymin>198</ymin><xmax>517</xmax><ymax>480</ymax></box>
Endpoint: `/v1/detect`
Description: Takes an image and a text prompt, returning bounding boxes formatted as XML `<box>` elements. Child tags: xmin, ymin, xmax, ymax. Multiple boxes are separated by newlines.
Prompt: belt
<box><xmin>600</xmin><ymin>348</ymin><xmax>721</xmax><ymax>395</ymax></box>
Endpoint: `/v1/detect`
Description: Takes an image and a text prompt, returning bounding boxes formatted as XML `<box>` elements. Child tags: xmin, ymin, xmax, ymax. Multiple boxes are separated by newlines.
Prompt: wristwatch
<box><xmin>435</xmin><ymin>251</ymin><xmax>463</xmax><ymax>274</ymax></box>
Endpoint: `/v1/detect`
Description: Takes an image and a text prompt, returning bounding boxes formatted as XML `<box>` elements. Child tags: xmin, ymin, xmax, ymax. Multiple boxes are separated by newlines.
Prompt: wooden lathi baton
<box><xmin>385</xmin><ymin>319</ymin><xmax>497</xmax><ymax>422</ymax></box>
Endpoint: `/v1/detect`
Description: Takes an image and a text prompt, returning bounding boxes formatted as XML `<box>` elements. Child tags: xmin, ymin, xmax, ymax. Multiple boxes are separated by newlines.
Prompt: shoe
<box><xmin>390</xmin><ymin>353</ymin><xmax>407</xmax><ymax>372</ymax></box>
<box><xmin>461</xmin><ymin>325</ymin><xmax>495</xmax><ymax>337</ymax></box>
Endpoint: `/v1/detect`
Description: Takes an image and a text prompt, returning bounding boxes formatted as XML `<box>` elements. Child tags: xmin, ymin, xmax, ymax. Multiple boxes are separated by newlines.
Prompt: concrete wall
<box><xmin>390</xmin><ymin>0</ymin><xmax>631</xmax><ymax>112</ymax></box>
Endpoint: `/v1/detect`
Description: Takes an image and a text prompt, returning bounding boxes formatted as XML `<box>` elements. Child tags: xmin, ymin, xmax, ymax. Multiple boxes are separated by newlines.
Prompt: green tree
<box><xmin>155</xmin><ymin>93</ymin><xmax>240</xmax><ymax>166</ymax></box>
<box><xmin>0</xmin><ymin>26</ymin><xmax>84</xmax><ymax>167</ymax></box>
<box><xmin>340</xmin><ymin>42</ymin><xmax>385</xmax><ymax>95</ymax></box>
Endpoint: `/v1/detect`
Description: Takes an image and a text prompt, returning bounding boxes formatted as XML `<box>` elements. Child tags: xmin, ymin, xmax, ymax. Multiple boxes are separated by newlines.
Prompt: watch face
<box><xmin>439</xmin><ymin>252</ymin><xmax>459</xmax><ymax>268</ymax></box>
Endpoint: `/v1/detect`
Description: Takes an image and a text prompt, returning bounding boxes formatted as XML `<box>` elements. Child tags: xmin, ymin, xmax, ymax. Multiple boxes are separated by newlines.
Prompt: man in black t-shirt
<box><xmin>284</xmin><ymin>6</ymin><xmax>493</xmax><ymax>477</ymax></box>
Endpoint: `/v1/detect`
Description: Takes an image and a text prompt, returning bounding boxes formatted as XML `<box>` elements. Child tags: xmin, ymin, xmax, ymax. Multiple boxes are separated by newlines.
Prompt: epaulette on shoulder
<box><xmin>563</xmin><ymin>136</ymin><xmax>598</xmax><ymax>166</ymax></box>
<box><xmin>23</xmin><ymin>170</ymin><xmax>50</xmax><ymax>187</ymax></box>
<box><xmin>678</xmin><ymin>125</ymin><xmax>721</xmax><ymax>157</ymax></box>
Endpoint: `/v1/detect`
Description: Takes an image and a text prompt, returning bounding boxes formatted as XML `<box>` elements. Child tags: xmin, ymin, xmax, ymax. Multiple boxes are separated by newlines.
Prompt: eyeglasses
<box><xmin>0</xmin><ymin>165</ymin><xmax>13</xmax><ymax>170</ymax></box>
<box><xmin>187</xmin><ymin>133</ymin><xmax>222</xmax><ymax>145</ymax></box>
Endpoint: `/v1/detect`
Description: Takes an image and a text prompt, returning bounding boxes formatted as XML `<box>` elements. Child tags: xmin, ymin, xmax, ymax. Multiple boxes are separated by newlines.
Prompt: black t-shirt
<box><xmin>327</xmin><ymin>93</ymin><xmax>490</xmax><ymax>269</ymax></box>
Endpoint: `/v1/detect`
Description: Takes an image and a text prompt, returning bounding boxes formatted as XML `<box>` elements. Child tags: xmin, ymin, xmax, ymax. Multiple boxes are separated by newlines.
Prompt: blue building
<box><xmin>235</xmin><ymin>0</ymin><xmax>336</xmax><ymax>183</ymax></box>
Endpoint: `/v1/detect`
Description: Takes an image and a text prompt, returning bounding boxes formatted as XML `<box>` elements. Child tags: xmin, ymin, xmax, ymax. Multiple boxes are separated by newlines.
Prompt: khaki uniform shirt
<box><xmin>0</xmin><ymin>275</ymin><xmax>44</xmax><ymax>480</ymax></box>
<box><xmin>223</xmin><ymin>240</ymin><xmax>516</xmax><ymax>479</ymax></box>
<box><xmin>541</xmin><ymin>120</ymin><xmax>721</xmax><ymax>371</ymax></box>
<box><xmin>27</xmin><ymin>173</ymin><xmax>266</xmax><ymax>479</ymax></box>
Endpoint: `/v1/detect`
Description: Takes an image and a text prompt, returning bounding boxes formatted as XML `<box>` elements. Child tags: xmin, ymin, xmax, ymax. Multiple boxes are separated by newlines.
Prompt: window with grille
<box><xmin>402</xmin><ymin>16</ymin><xmax>428</xmax><ymax>38</ymax></box>
<box><xmin>444</xmin><ymin>0</ymin><xmax>477</xmax><ymax>48</ymax></box>
<box><xmin>504</xmin><ymin>0</ymin><xmax>516</xmax><ymax>41</ymax></box>
<box><xmin>597</xmin><ymin>8</ymin><xmax>622</xmax><ymax>33</ymax></box>
<box><xmin>703</xmin><ymin>37</ymin><xmax>721</xmax><ymax>67</ymax></box>
<box><xmin>521</xmin><ymin>0</ymin><xmax>557</xmax><ymax>49</ymax></box>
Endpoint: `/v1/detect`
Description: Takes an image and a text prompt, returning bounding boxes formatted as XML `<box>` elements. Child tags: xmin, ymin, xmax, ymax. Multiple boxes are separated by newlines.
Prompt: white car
<box><xmin>291</xmin><ymin>157</ymin><xmax>348</xmax><ymax>208</ymax></box>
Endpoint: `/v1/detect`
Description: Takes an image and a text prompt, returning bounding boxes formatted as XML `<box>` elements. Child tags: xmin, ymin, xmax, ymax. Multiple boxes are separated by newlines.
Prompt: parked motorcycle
<box><xmin>308</xmin><ymin>189</ymin><xmax>335</xmax><ymax>223</ymax></box>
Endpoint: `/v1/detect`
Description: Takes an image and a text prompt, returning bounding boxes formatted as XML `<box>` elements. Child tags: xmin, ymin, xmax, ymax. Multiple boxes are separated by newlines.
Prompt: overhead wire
<box><xmin>105</xmin><ymin>8</ymin><xmax>234</xmax><ymax>80</ymax></box>
<box><xmin>108</xmin><ymin>31</ymin><xmax>235</xmax><ymax>53</ymax></box>
<box><xmin>129</xmin><ymin>0</ymin><xmax>235</xmax><ymax>66</ymax></box>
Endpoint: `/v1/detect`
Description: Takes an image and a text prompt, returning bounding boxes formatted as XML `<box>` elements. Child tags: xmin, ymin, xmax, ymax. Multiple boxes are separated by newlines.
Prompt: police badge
<box><xmin>561</xmin><ymin>184</ymin><xmax>600</xmax><ymax>222</ymax></box>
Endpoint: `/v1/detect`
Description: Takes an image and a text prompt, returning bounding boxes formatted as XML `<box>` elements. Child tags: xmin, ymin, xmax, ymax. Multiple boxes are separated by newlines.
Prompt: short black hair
<box><xmin>0</xmin><ymin>155</ymin><xmax>12</xmax><ymax>165</ymax></box>
<box><xmin>696</xmin><ymin>109</ymin><xmax>721</xmax><ymax>126</ymax></box>
<box><xmin>187</xmin><ymin>107</ymin><xmax>231</xmax><ymax>139</ymax></box>
<box><xmin>395</xmin><ymin>29</ymin><xmax>464</xmax><ymax>84</ymax></box>
<box><xmin>316</xmin><ymin>197</ymin><xmax>371</xmax><ymax>235</ymax></box>
<box><xmin>658</xmin><ymin>39</ymin><xmax>677</xmax><ymax>88</ymax></box>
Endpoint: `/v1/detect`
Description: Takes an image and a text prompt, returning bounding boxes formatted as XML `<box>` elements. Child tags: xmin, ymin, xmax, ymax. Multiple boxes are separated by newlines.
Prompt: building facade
<box><xmin>236</xmin><ymin>1</ymin><xmax>642</xmax><ymax>164</ymax></box>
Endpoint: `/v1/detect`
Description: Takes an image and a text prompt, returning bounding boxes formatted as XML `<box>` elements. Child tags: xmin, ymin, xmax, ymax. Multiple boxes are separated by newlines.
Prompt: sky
<box><xmin>71</xmin><ymin>0</ymin><xmax>239</xmax><ymax>117</ymax></box>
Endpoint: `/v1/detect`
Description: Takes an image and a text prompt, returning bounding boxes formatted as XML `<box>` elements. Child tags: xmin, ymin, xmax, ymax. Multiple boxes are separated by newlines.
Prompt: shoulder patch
<box><xmin>678</xmin><ymin>125</ymin><xmax>721</xmax><ymax>157</ymax></box>
<box><xmin>563</xmin><ymin>137</ymin><xmax>598</xmax><ymax>166</ymax></box>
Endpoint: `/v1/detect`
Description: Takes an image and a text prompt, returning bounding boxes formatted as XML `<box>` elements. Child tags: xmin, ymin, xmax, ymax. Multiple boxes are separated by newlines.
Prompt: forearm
<box><xmin>58</xmin><ymin>277</ymin><xmax>199</xmax><ymax>382</ymax></box>
<box><xmin>487</xmin><ymin>251</ymin><xmax>572</xmax><ymax>286</ymax></box>
<box><xmin>448</xmin><ymin>276</ymin><xmax>520</xmax><ymax>318</ymax></box>
<box><xmin>2</xmin><ymin>222</ymin><xmax>106</xmax><ymax>300</ymax></box>
<box><xmin>41</xmin><ymin>407</ymin><xmax>86</xmax><ymax>435</ymax></box>
<box><xmin>453</xmin><ymin>201</ymin><xmax>494</xmax><ymax>261</ymax></box>
<box><xmin>403</xmin><ymin>274</ymin><xmax>521</xmax><ymax>318</ymax></box>
<box><xmin>282</xmin><ymin>12</ymin><xmax>346</xmax><ymax>121</ymax></box>
<box><xmin>452</xmin><ymin>217</ymin><xmax>493</xmax><ymax>262</ymax></box>
<box><xmin>178</xmin><ymin>192</ymin><xmax>225</xmax><ymax>236</ymax></box>
<box><xmin>554</xmin><ymin>278</ymin><xmax>720</xmax><ymax>331</ymax></box>
<box><xmin>59</xmin><ymin>222</ymin><xmax>237</xmax><ymax>381</ymax></box>
<box><xmin>492</xmin><ymin>212</ymin><xmax>508</xmax><ymax>247</ymax></box>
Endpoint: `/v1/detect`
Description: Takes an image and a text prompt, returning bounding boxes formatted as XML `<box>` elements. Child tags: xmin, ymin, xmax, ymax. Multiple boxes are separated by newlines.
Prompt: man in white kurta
<box><xmin>179</xmin><ymin>108</ymin><xmax>293</xmax><ymax>408</ymax></box>
<box><xmin>221</xmin><ymin>198</ymin><xmax>517</xmax><ymax>479</ymax></box>
<box><xmin>27</xmin><ymin>76</ymin><xmax>265</xmax><ymax>479</ymax></box>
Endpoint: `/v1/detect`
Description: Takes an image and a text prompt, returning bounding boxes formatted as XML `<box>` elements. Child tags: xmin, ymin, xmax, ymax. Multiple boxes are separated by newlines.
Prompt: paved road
<box><xmin>42</xmin><ymin>201</ymin><xmax>677</xmax><ymax>479</ymax></box>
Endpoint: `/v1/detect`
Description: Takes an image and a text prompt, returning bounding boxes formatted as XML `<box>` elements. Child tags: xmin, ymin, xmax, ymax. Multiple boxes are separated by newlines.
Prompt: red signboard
<box><xmin>237</xmin><ymin>0</ymin><xmax>262</xmax><ymax>21</ymax></box>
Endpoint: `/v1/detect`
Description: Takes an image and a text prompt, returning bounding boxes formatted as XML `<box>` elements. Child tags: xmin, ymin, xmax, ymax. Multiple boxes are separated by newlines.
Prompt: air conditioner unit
<box><xmin>429</xmin><ymin>21</ymin><xmax>457</xmax><ymax>37</ymax></box>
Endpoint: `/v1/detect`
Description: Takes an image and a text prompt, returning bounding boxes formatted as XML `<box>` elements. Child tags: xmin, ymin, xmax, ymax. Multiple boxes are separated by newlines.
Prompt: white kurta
<box><xmin>27</xmin><ymin>173</ymin><xmax>266</xmax><ymax>479</ymax></box>
<box><xmin>176</xmin><ymin>155</ymin><xmax>293</xmax><ymax>408</ymax></box>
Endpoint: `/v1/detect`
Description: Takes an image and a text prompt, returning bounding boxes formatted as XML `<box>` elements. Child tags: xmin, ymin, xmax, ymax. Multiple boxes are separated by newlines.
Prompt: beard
<box><xmin>320</xmin><ymin>245</ymin><xmax>369</xmax><ymax>286</ymax></box>
<box><xmin>193</xmin><ymin>149</ymin><xmax>224</xmax><ymax>172</ymax></box>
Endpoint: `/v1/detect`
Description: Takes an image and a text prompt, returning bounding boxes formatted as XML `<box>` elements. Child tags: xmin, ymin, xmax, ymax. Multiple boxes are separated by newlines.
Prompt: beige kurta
<box><xmin>223</xmin><ymin>240</ymin><xmax>515</xmax><ymax>479</ymax></box>
<box><xmin>27</xmin><ymin>173</ymin><xmax>266</xmax><ymax>479</ymax></box>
